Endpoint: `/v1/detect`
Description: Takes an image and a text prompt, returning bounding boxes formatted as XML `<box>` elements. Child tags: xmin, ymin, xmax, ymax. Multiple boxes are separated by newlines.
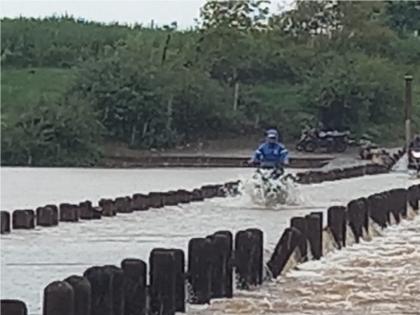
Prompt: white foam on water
<box><xmin>0</xmin><ymin>167</ymin><xmax>418</xmax><ymax>314</ymax></box>
<box><xmin>188</xmin><ymin>214</ymin><xmax>420</xmax><ymax>315</ymax></box>
<box><xmin>239</xmin><ymin>170</ymin><xmax>304</xmax><ymax>209</ymax></box>
<box><xmin>392</xmin><ymin>153</ymin><xmax>408</xmax><ymax>172</ymax></box>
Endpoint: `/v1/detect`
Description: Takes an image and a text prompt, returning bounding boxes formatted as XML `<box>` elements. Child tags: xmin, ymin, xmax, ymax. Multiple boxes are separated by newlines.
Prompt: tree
<box><xmin>1</xmin><ymin>95</ymin><xmax>102</xmax><ymax>166</ymax></box>
<box><xmin>384</xmin><ymin>1</ymin><xmax>420</xmax><ymax>36</ymax></box>
<box><xmin>2</xmin><ymin>9</ymin><xmax>420</xmax><ymax>165</ymax></box>
<box><xmin>199</xmin><ymin>0</ymin><xmax>270</xmax><ymax>30</ymax></box>
<box><xmin>197</xmin><ymin>0</ymin><xmax>271</xmax><ymax>111</ymax></box>
<box><xmin>72</xmin><ymin>31</ymin><xmax>235</xmax><ymax>148</ymax></box>
<box><xmin>269</xmin><ymin>0</ymin><xmax>341</xmax><ymax>39</ymax></box>
<box><xmin>300</xmin><ymin>53</ymin><xmax>403</xmax><ymax>139</ymax></box>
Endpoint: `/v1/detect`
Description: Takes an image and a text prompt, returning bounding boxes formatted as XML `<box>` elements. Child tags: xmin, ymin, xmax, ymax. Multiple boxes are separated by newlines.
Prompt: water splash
<box><xmin>239</xmin><ymin>170</ymin><xmax>304</xmax><ymax>209</ymax></box>
<box><xmin>188</xmin><ymin>214</ymin><xmax>420</xmax><ymax>315</ymax></box>
<box><xmin>390</xmin><ymin>153</ymin><xmax>420</xmax><ymax>179</ymax></box>
<box><xmin>391</xmin><ymin>153</ymin><xmax>408</xmax><ymax>172</ymax></box>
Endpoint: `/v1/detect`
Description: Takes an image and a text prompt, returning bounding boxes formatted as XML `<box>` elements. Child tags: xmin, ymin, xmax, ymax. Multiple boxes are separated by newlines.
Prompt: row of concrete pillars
<box><xmin>2</xmin><ymin>184</ymin><xmax>418</xmax><ymax>315</ymax></box>
<box><xmin>1</xmin><ymin>148</ymin><xmax>406</xmax><ymax>235</ymax></box>
<box><xmin>0</xmin><ymin>228</ymin><xmax>263</xmax><ymax>315</ymax></box>
<box><xmin>0</xmin><ymin>181</ymin><xmax>240</xmax><ymax>235</ymax></box>
<box><xmin>267</xmin><ymin>184</ymin><xmax>420</xmax><ymax>279</ymax></box>
<box><xmin>296</xmin><ymin>148</ymin><xmax>405</xmax><ymax>184</ymax></box>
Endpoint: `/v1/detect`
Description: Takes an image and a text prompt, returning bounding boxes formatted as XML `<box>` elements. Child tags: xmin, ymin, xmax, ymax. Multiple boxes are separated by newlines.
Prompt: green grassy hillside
<box><xmin>2</xmin><ymin>4</ymin><xmax>420</xmax><ymax>166</ymax></box>
<box><xmin>1</xmin><ymin>67</ymin><xmax>75</xmax><ymax>112</ymax></box>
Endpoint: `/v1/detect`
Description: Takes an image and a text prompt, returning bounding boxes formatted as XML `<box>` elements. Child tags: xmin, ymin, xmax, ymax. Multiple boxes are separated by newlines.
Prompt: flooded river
<box><xmin>0</xmin><ymin>167</ymin><xmax>418</xmax><ymax>314</ymax></box>
<box><xmin>189</xmin><ymin>214</ymin><xmax>420</xmax><ymax>315</ymax></box>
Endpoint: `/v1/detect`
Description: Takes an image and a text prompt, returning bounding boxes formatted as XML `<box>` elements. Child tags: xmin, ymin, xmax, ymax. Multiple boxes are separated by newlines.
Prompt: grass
<box><xmin>1</xmin><ymin>67</ymin><xmax>75</xmax><ymax>113</ymax></box>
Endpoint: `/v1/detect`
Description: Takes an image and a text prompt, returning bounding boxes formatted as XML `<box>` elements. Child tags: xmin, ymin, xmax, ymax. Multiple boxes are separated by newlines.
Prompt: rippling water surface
<box><xmin>0</xmin><ymin>167</ymin><xmax>418</xmax><ymax>314</ymax></box>
<box><xmin>188</xmin><ymin>214</ymin><xmax>420</xmax><ymax>315</ymax></box>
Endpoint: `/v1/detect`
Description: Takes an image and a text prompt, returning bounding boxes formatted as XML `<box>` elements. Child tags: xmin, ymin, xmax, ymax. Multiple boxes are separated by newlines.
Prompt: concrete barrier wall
<box><xmin>296</xmin><ymin>148</ymin><xmax>405</xmax><ymax>185</ymax></box>
<box><xmin>2</xmin><ymin>183</ymin><xmax>418</xmax><ymax>314</ymax></box>
<box><xmin>102</xmin><ymin>154</ymin><xmax>332</xmax><ymax>169</ymax></box>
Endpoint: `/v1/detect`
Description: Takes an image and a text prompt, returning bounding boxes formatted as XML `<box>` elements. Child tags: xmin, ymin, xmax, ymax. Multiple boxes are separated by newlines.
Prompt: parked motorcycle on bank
<box><xmin>296</xmin><ymin>129</ymin><xmax>350</xmax><ymax>153</ymax></box>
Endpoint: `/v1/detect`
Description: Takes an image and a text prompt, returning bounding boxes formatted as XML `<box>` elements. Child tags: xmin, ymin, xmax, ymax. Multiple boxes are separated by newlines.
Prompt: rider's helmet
<box><xmin>266</xmin><ymin>129</ymin><xmax>278</xmax><ymax>143</ymax></box>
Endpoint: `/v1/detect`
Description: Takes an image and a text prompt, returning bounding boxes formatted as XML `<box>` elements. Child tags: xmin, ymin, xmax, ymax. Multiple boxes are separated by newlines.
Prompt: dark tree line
<box><xmin>1</xmin><ymin>0</ymin><xmax>420</xmax><ymax>166</ymax></box>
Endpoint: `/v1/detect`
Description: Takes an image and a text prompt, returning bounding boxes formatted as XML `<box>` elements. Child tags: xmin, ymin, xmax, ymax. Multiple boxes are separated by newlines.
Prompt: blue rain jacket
<box><xmin>252</xmin><ymin>142</ymin><xmax>289</xmax><ymax>168</ymax></box>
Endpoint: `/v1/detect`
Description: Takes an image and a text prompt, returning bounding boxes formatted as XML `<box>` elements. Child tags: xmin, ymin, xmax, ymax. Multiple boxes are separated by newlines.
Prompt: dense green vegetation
<box><xmin>2</xmin><ymin>68</ymin><xmax>75</xmax><ymax>107</ymax></box>
<box><xmin>1</xmin><ymin>0</ymin><xmax>420</xmax><ymax>166</ymax></box>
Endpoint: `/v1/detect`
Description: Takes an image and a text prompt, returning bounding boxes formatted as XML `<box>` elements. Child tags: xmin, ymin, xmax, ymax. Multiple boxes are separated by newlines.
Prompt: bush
<box><xmin>1</xmin><ymin>96</ymin><xmax>103</xmax><ymax>166</ymax></box>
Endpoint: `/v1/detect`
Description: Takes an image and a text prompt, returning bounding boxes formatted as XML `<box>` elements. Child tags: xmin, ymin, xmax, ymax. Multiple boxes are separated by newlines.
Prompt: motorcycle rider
<box><xmin>409</xmin><ymin>134</ymin><xmax>420</xmax><ymax>150</ymax></box>
<box><xmin>250</xmin><ymin>129</ymin><xmax>289</xmax><ymax>178</ymax></box>
<box><xmin>408</xmin><ymin>135</ymin><xmax>420</xmax><ymax>169</ymax></box>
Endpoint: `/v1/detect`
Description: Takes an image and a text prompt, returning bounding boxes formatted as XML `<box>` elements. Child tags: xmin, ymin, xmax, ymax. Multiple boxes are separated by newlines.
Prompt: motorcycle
<box><xmin>296</xmin><ymin>129</ymin><xmax>350</xmax><ymax>153</ymax></box>
<box><xmin>248</xmin><ymin>167</ymin><xmax>299</xmax><ymax>207</ymax></box>
<box><xmin>408</xmin><ymin>148</ymin><xmax>420</xmax><ymax>177</ymax></box>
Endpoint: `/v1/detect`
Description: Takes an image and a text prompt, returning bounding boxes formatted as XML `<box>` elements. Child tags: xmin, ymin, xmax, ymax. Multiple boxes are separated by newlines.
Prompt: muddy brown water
<box><xmin>0</xmin><ymin>167</ymin><xmax>417</xmax><ymax>314</ymax></box>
